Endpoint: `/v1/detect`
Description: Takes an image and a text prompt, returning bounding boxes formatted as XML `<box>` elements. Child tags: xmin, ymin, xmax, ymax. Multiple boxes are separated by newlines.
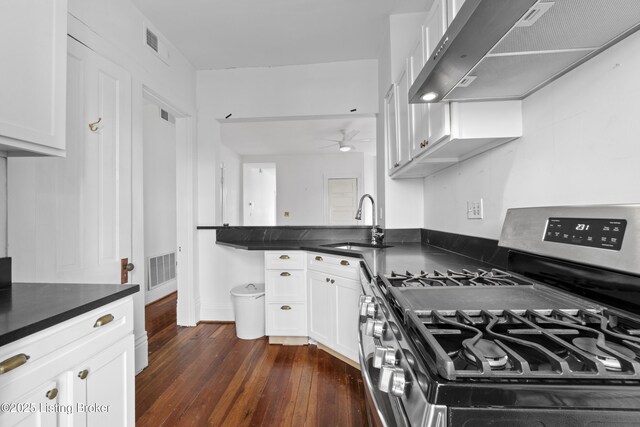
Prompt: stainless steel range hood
<box><xmin>409</xmin><ymin>0</ymin><xmax>640</xmax><ymax>104</ymax></box>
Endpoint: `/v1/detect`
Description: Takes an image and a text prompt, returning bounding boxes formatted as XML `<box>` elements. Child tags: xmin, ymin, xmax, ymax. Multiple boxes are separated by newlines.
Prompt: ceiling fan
<box><xmin>320</xmin><ymin>129</ymin><xmax>370</xmax><ymax>152</ymax></box>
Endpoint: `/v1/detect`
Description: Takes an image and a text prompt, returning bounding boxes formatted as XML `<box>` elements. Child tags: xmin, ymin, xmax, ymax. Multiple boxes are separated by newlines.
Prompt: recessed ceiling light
<box><xmin>339</xmin><ymin>145</ymin><xmax>353</xmax><ymax>152</ymax></box>
<box><xmin>421</xmin><ymin>92</ymin><xmax>438</xmax><ymax>102</ymax></box>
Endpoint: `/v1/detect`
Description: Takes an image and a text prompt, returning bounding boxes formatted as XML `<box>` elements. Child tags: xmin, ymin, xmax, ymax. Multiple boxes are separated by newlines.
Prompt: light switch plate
<box><xmin>467</xmin><ymin>199</ymin><xmax>483</xmax><ymax>219</ymax></box>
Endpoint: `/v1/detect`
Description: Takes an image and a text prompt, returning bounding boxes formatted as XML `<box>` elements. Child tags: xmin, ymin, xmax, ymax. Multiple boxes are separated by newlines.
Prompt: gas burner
<box><xmin>461</xmin><ymin>339</ymin><xmax>509</xmax><ymax>370</ymax></box>
<box><xmin>385</xmin><ymin>269</ymin><xmax>533</xmax><ymax>288</ymax></box>
<box><xmin>572</xmin><ymin>337</ymin><xmax>636</xmax><ymax>372</ymax></box>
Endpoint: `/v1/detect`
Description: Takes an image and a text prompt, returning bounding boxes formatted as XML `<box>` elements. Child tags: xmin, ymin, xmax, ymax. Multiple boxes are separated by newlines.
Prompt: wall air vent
<box><xmin>143</xmin><ymin>24</ymin><xmax>170</xmax><ymax>64</ymax></box>
<box><xmin>148</xmin><ymin>252</ymin><xmax>176</xmax><ymax>290</ymax></box>
<box><xmin>160</xmin><ymin>108</ymin><xmax>176</xmax><ymax>125</ymax></box>
<box><xmin>146</xmin><ymin>28</ymin><xmax>159</xmax><ymax>52</ymax></box>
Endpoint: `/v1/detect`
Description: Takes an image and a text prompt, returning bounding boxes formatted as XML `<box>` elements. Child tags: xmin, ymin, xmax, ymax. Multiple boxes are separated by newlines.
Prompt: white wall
<box><xmin>377</xmin><ymin>13</ymin><xmax>427</xmax><ymax>228</ymax></box>
<box><xmin>424</xmin><ymin>30</ymin><xmax>640</xmax><ymax>239</ymax></box>
<box><xmin>241</xmin><ymin>152</ymin><xmax>371</xmax><ymax>225</ymax></box>
<box><xmin>143</xmin><ymin>102</ymin><xmax>177</xmax><ymax>303</ymax></box>
<box><xmin>220</xmin><ymin>144</ymin><xmax>242</xmax><ymax>225</ymax></box>
<box><xmin>197</xmin><ymin>60</ymin><xmax>378</xmax><ymax>120</ymax></box>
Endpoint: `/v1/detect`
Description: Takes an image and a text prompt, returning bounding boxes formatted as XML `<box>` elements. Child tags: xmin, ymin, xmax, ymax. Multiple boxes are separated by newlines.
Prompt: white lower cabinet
<box><xmin>264</xmin><ymin>251</ymin><xmax>307</xmax><ymax>337</ymax></box>
<box><xmin>0</xmin><ymin>297</ymin><xmax>135</xmax><ymax>427</ymax></box>
<box><xmin>307</xmin><ymin>254</ymin><xmax>362</xmax><ymax>362</ymax></box>
<box><xmin>71</xmin><ymin>335</ymin><xmax>134</xmax><ymax>427</ymax></box>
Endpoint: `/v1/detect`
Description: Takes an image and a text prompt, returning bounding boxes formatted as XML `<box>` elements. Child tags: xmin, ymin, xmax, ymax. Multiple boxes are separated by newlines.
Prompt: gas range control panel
<box><xmin>544</xmin><ymin>217</ymin><xmax>627</xmax><ymax>251</ymax></box>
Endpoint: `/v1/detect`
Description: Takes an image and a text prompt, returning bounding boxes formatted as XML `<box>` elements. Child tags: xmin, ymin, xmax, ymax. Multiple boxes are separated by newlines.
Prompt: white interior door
<box><xmin>327</xmin><ymin>178</ymin><xmax>358</xmax><ymax>225</ymax></box>
<box><xmin>8</xmin><ymin>37</ymin><xmax>132</xmax><ymax>283</ymax></box>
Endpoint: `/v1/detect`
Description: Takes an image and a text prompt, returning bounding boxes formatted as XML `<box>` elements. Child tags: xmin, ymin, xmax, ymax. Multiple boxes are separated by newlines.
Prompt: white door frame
<box><xmin>142</xmin><ymin>88</ymin><xmax>198</xmax><ymax>328</ymax></box>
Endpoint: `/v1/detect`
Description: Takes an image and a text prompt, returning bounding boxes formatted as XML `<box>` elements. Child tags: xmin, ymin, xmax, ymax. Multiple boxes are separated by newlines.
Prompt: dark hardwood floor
<box><xmin>136</xmin><ymin>322</ymin><xmax>369</xmax><ymax>426</ymax></box>
<box><xmin>145</xmin><ymin>291</ymin><xmax>178</xmax><ymax>338</ymax></box>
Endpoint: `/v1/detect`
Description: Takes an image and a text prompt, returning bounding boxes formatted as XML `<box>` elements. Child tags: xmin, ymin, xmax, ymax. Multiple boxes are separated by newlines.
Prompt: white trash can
<box><xmin>230</xmin><ymin>283</ymin><xmax>265</xmax><ymax>340</ymax></box>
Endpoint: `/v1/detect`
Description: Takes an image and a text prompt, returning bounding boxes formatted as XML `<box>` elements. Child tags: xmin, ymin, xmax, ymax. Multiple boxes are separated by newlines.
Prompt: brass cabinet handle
<box><xmin>340</xmin><ymin>260</ymin><xmax>350</xmax><ymax>266</ymax></box>
<box><xmin>78</xmin><ymin>369</ymin><xmax>89</xmax><ymax>380</ymax></box>
<box><xmin>280</xmin><ymin>272</ymin><xmax>291</xmax><ymax>277</ymax></box>
<box><xmin>281</xmin><ymin>305</ymin><xmax>292</xmax><ymax>311</ymax></box>
<box><xmin>0</xmin><ymin>353</ymin><xmax>30</xmax><ymax>375</ymax></box>
<box><xmin>46</xmin><ymin>388</ymin><xmax>58</xmax><ymax>400</ymax></box>
<box><xmin>279</xmin><ymin>255</ymin><xmax>290</xmax><ymax>260</ymax></box>
<box><xmin>315</xmin><ymin>256</ymin><xmax>323</xmax><ymax>261</ymax></box>
<box><xmin>94</xmin><ymin>314</ymin><xmax>114</xmax><ymax>328</ymax></box>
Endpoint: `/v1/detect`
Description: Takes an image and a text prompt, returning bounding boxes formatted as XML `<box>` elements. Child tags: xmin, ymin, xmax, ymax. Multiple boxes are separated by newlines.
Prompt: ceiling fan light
<box><xmin>339</xmin><ymin>145</ymin><xmax>352</xmax><ymax>152</ymax></box>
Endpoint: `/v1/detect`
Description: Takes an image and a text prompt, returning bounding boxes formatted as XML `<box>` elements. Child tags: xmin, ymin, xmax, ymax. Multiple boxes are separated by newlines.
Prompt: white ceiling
<box><xmin>131</xmin><ymin>0</ymin><xmax>431</xmax><ymax>69</ymax></box>
<box><xmin>220</xmin><ymin>117</ymin><xmax>376</xmax><ymax>156</ymax></box>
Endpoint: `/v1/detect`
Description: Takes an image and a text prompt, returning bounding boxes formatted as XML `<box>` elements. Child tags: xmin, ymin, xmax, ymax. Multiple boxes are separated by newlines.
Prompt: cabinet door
<box><xmin>396</xmin><ymin>66</ymin><xmax>412</xmax><ymax>167</ymax></box>
<box><xmin>425</xmin><ymin>0</ymin><xmax>451</xmax><ymax>146</ymax></box>
<box><xmin>72</xmin><ymin>334</ymin><xmax>135</xmax><ymax>427</ymax></box>
<box><xmin>0</xmin><ymin>0</ymin><xmax>66</xmax><ymax>156</ymax></box>
<box><xmin>409</xmin><ymin>32</ymin><xmax>431</xmax><ymax>159</ymax></box>
<box><xmin>448</xmin><ymin>0</ymin><xmax>467</xmax><ymax>25</ymax></box>
<box><xmin>307</xmin><ymin>271</ymin><xmax>335</xmax><ymax>344</ymax></box>
<box><xmin>332</xmin><ymin>277</ymin><xmax>362</xmax><ymax>362</ymax></box>
<box><xmin>0</xmin><ymin>379</ymin><xmax>60</xmax><ymax>426</ymax></box>
<box><xmin>384</xmin><ymin>85</ymin><xmax>399</xmax><ymax>174</ymax></box>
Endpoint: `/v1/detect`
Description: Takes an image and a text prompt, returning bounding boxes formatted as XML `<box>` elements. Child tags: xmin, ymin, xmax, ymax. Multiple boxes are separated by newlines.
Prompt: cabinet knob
<box><xmin>280</xmin><ymin>305</ymin><xmax>292</xmax><ymax>311</ymax></box>
<box><xmin>94</xmin><ymin>313</ymin><xmax>114</xmax><ymax>328</ymax></box>
<box><xmin>0</xmin><ymin>353</ymin><xmax>30</xmax><ymax>375</ymax></box>
<box><xmin>78</xmin><ymin>369</ymin><xmax>89</xmax><ymax>380</ymax></box>
<box><xmin>330</xmin><ymin>279</ymin><xmax>335</xmax><ymax>284</ymax></box>
<box><xmin>279</xmin><ymin>255</ymin><xmax>290</xmax><ymax>260</ymax></box>
<box><xmin>280</xmin><ymin>272</ymin><xmax>291</xmax><ymax>277</ymax></box>
<box><xmin>420</xmin><ymin>140</ymin><xmax>429</xmax><ymax>148</ymax></box>
<box><xmin>326</xmin><ymin>277</ymin><xmax>330</xmax><ymax>282</ymax></box>
<box><xmin>315</xmin><ymin>256</ymin><xmax>323</xmax><ymax>261</ymax></box>
<box><xmin>46</xmin><ymin>388</ymin><xmax>58</xmax><ymax>400</ymax></box>
<box><xmin>340</xmin><ymin>260</ymin><xmax>350</xmax><ymax>266</ymax></box>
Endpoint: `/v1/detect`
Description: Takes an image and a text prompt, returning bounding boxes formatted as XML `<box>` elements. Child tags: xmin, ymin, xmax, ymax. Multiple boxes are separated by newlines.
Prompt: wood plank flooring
<box><xmin>136</xmin><ymin>322</ymin><xmax>369</xmax><ymax>426</ymax></box>
<box><xmin>145</xmin><ymin>291</ymin><xmax>177</xmax><ymax>338</ymax></box>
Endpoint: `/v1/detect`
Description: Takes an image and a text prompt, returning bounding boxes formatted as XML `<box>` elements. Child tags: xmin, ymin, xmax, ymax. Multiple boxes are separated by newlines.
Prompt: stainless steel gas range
<box><xmin>358</xmin><ymin>205</ymin><xmax>640</xmax><ymax>426</ymax></box>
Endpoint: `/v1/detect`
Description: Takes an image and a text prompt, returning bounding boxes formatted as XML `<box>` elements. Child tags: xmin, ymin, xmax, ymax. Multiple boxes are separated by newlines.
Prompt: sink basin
<box><xmin>322</xmin><ymin>242</ymin><xmax>393</xmax><ymax>251</ymax></box>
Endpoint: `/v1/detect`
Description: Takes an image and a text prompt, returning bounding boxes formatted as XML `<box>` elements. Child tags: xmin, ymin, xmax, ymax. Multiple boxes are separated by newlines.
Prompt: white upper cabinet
<box><xmin>424</xmin><ymin>0</ymin><xmax>451</xmax><ymax>150</ymax></box>
<box><xmin>388</xmin><ymin>0</ymin><xmax>523</xmax><ymax>179</ymax></box>
<box><xmin>384</xmin><ymin>85</ymin><xmax>399</xmax><ymax>173</ymax></box>
<box><xmin>447</xmin><ymin>0</ymin><xmax>467</xmax><ymax>25</ymax></box>
<box><xmin>396</xmin><ymin>66</ymin><xmax>412</xmax><ymax>168</ymax></box>
<box><xmin>0</xmin><ymin>0</ymin><xmax>67</xmax><ymax>156</ymax></box>
<box><xmin>409</xmin><ymin>34</ymin><xmax>430</xmax><ymax>159</ymax></box>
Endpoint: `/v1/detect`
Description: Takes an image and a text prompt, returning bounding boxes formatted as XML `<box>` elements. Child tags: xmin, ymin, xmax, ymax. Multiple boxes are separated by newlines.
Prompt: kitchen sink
<box><xmin>322</xmin><ymin>242</ymin><xmax>393</xmax><ymax>251</ymax></box>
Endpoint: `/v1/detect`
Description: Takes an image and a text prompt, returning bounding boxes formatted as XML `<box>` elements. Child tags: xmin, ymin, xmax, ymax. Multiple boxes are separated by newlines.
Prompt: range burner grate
<box><xmin>385</xmin><ymin>268</ymin><xmax>533</xmax><ymax>287</ymax></box>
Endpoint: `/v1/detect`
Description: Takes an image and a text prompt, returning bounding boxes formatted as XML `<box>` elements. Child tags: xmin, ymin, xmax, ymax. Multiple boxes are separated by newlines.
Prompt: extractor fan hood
<box><xmin>409</xmin><ymin>0</ymin><xmax>640</xmax><ymax>104</ymax></box>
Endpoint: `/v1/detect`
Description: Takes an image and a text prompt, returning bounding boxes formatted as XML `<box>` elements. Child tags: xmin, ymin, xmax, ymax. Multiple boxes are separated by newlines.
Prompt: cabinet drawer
<box><xmin>0</xmin><ymin>297</ymin><xmax>133</xmax><ymax>379</ymax></box>
<box><xmin>265</xmin><ymin>270</ymin><xmax>306</xmax><ymax>302</ymax></box>
<box><xmin>266</xmin><ymin>303</ymin><xmax>307</xmax><ymax>336</ymax></box>
<box><xmin>265</xmin><ymin>251</ymin><xmax>305</xmax><ymax>270</ymax></box>
<box><xmin>307</xmin><ymin>252</ymin><xmax>360</xmax><ymax>280</ymax></box>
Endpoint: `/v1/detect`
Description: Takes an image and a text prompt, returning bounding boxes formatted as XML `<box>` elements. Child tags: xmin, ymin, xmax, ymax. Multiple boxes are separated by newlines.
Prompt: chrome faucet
<box><xmin>355</xmin><ymin>194</ymin><xmax>384</xmax><ymax>245</ymax></box>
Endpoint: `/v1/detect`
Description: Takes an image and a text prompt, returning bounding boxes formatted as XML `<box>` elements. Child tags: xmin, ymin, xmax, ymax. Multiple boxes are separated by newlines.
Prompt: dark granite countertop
<box><xmin>0</xmin><ymin>282</ymin><xmax>139</xmax><ymax>346</ymax></box>
<box><xmin>216</xmin><ymin>239</ymin><xmax>497</xmax><ymax>278</ymax></box>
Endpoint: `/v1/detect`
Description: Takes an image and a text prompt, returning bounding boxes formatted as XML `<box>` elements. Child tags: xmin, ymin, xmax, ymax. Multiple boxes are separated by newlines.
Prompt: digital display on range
<box><xmin>544</xmin><ymin>218</ymin><xmax>627</xmax><ymax>250</ymax></box>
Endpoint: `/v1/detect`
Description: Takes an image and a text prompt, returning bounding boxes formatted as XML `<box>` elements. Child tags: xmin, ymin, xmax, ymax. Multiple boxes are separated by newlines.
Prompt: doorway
<box><xmin>243</xmin><ymin>163</ymin><xmax>277</xmax><ymax>225</ymax></box>
<box><xmin>142</xmin><ymin>100</ymin><xmax>177</xmax><ymax>305</ymax></box>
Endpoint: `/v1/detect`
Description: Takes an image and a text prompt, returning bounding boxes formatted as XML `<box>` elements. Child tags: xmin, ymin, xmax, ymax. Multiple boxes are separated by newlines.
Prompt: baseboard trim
<box><xmin>317</xmin><ymin>343</ymin><xmax>360</xmax><ymax>370</ymax></box>
<box><xmin>200</xmin><ymin>304</ymin><xmax>234</xmax><ymax>322</ymax></box>
<box><xmin>134</xmin><ymin>332</ymin><xmax>149</xmax><ymax>374</ymax></box>
<box><xmin>268</xmin><ymin>336</ymin><xmax>309</xmax><ymax>346</ymax></box>
<box><xmin>198</xmin><ymin>320</ymin><xmax>234</xmax><ymax>324</ymax></box>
